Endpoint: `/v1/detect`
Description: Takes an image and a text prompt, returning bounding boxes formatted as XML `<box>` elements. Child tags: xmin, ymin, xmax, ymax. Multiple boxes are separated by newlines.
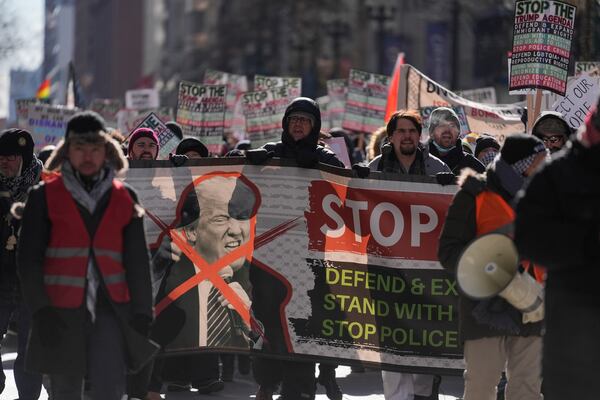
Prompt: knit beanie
<box><xmin>474</xmin><ymin>136</ymin><xmax>500</xmax><ymax>158</ymax></box>
<box><xmin>500</xmin><ymin>133</ymin><xmax>546</xmax><ymax>175</ymax></box>
<box><xmin>0</xmin><ymin>129</ymin><xmax>34</xmax><ymax>168</ymax></box>
<box><xmin>175</xmin><ymin>137</ymin><xmax>209</xmax><ymax>157</ymax></box>
<box><xmin>128</xmin><ymin>127</ymin><xmax>159</xmax><ymax>156</ymax></box>
<box><xmin>428</xmin><ymin>107</ymin><xmax>460</xmax><ymax>133</ymax></box>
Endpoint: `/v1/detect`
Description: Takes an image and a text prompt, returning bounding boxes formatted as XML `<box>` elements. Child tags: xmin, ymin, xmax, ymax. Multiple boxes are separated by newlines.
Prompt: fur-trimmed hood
<box><xmin>45</xmin><ymin>133</ymin><xmax>128</xmax><ymax>174</ymax></box>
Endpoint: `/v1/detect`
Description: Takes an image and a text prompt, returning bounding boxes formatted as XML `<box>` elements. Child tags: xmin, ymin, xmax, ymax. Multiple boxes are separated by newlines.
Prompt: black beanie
<box><xmin>474</xmin><ymin>136</ymin><xmax>500</xmax><ymax>158</ymax></box>
<box><xmin>0</xmin><ymin>129</ymin><xmax>35</xmax><ymax>168</ymax></box>
<box><xmin>500</xmin><ymin>133</ymin><xmax>545</xmax><ymax>165</ymax></box>
<box><xmin>175</xmin><ymin>137</ymin><xmax>209</xmax><ymax>158</ymax></box>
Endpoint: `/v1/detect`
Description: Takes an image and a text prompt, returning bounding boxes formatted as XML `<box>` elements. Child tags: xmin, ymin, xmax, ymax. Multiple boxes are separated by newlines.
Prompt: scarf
<box><xmin>490</xmin><ymin>158</ymin><xmax>524</xmax><ymax>199</ymax></box>
<box><xmin>0</xmin><ymin>156</ymin><xmax>42</xmax><ymax>202</ymax></box>
<box><xmin>61</xmin><ymin>161</ymin><xmax>115</xmax><ymax>214</ymax></box>
<box><xmin>479</xmin><ymin>149</ymin><xmax>499</xmax><ymax>167</ymax></box>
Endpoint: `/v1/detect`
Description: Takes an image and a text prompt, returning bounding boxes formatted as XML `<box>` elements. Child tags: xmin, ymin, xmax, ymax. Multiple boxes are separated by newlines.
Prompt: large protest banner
<box><xmin>176</xmin><ymin>81</ymin><xmax>227</xmax><ymax>154</ymax></box>
<box><xmin>327</xmin><ymin>79</ymin><xmax>348</xmax><ymax>129</ymax></box>
<box><xmin>203</xmin><ymin>69</ymin><xmax>248</xmax><ymax>137</ymax></box>
<box><xmin>132</xmin><ymin>112</ymin><xmax>181</xmax><ymax>159</ymax></box>
<box><xmin>89</xmin><ymin>98</ymin><xmax>123</xmax><ymax>128</ymax></box>
<box><xmin>392</xmin><ymin>64</ymin><xmax>524</xmax><ymax>143</ymax></box>
<box><xmin>124</xmin><ymin>160</ymin><xmax>463</xmax><ymax>373</ymax></box>
<box><xmin>24</xmin><ymin>103</ymin><xmax>78</xmax><ymax>152</ymax></box>
<box><xmin>509</xmin><ymin>0</ymin><xmax>576</xmax><ymax>96</ymax></box>
<box><xmin>241</xmin><ymin>86</ymin><xmax>298</xmax><ymax>148</ymax></box>
<box><xmin>343</xmin><ymin>69</ymin><xmax>390</xmax><ymax>133</ymax></box>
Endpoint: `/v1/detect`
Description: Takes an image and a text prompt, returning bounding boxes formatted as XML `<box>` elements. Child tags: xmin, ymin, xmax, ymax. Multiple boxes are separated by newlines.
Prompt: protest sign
<box><xmin>575</xmin><ymin>61</ymin><xmax>600</xmax><ymax>75</ymax></box>
<box><xmin>25</xmin><ymin>103</ymin><xmax>78</xmax><ymax>152</ymax></box>
<box><xmin>132</xmin><ymin>112</ymin><xmax>180</xmax><ymax>159</ymax></box>
<box><xmin>125</xmin><ymin>88</ymin><xmax>160</xmax><ymax>110</ymax></box>
<box><xmin>176</xmin><ymin>81</ymin><xmax>227</xmax><ymax>154</ymax></box>
<box><xmin>327</xmin><ymin>79</ymin><xmax>348</xmax><ymax>129</ymax></box>
<box><xmin>203</xmin><ymin>69</ymin><xmax>248</xmax><ymax>136</ymax></box>
<box><xmin>456</xmin><ymin>87</ymin><xmax>497</xmax><ymax>105</ymax></box>
<box><xmin>551</xmin><ymin>73</ymin><xmax>600</xmax><ymax>129</ymax></box>
<box><xmin>123</xmin><ymin>160</ymin><xmax>463</xmax><ymax>373</ymax></box>
<box><xmin>254</xmin><ymin>75</ymin><xmax>302</xmax><ymax>97</ymax></box>
<box><xmin>509</xmin><ymin>0</ymin><xmax>576</xmax><ymax>96</ymax></box>
<box><xmin>392</xmin><ymin>64</ymin><xmax>524</xmax><ymax>143</ymax></box>
<box><xmin>323</xmin><ymin>136</ymin><xmax>351</xmax><ymax>167</ymax></box>
<box><xmin>343</xmin><ymin>69</ymin><xmax>390</xmax><ymax>134</ymax></box>
<box><xmin>89</xmin><ymin>98</ymin><xmax>123</xmax><ymax>128</ymax></box>
<box><xmin>15</xmin><ymin>98</ymin><xmax>40</xmax><ymax>129</ymax></box>
<box><xmin>117</xmin><ymin>108</ymin><xmax>174</xmax><ymax>136</ymax></box>
<box><xmin>241</xmin><ymin>86</ymin><xmax>297</xmax><ymax>147</ymax></box>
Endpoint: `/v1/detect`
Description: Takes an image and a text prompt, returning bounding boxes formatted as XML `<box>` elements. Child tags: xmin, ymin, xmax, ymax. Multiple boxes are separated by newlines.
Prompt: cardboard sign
<box><xmin>551</xmin><ymin>73</ymin><xmax>600</xmax><ymax>129</ymax></box>
<box><xmin>89</xmin><ymin>98</ymin><xmax>123</xmax><ymax>128</ymax></box>
<box><xmin>457</xmin><ymin>87</ymin><xmax>497</xmax><ymax>105</ymax></box>
<box><xmin>123</xmin><ymin>161</ymin><xmax>463</xmax><ymax>373</ymax></box>
<box><xmin>25</xmin><ymin>103</ymin><xmax>78</xmax><ymax>152</ymax></box>
<box><xmin>241</xmin><ymin>86</ymin><xmax>297</xmax><ymax>147</ymax></box>
<box><xmin>132</xmin><ymin>112</ymin><xmax>181</xmax><ymax>159</ymax></box>
<box><xmin>343</xmin><ymin>69</ymin><xmax>390</xmax><ymax>133</ymax></box>
<box><xmin>327</xmin><ymin>79</ymin><xmax>348</xmax><ymax>129</ymax></box>
<box><xmin>509</xmin><ymin>0</ymin><xmax>576</xmax><ymax>96</ymax></box>
<box><xmin>203</xmin><ymin>69</ymin><xmax>248</xmax><ymax>135</ymax></box>
<box><xmin>125</xmin><ymin>88</ymin><xmax>160</xmax><ymax>110</ymax></box>
<box><xmin>176</xmin><ymin>81</ymin><xmax>227</xmax><ymax>154</ymax></box>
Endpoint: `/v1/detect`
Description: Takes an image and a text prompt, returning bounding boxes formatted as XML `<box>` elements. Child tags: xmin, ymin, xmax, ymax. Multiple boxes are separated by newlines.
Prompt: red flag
<box><xmin>384</xmin><ymin>53</ymin><xmax>405</xmax><ymax>123</ymax></box>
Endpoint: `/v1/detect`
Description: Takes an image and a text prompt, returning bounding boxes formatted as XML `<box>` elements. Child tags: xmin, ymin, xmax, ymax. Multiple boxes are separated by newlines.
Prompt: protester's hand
<box><xmin>169</xmin><ymin>153</ymin><xmax>188</xmax><ymax>167</ymax></box>
<box><xmin>34</xmin><ymin>307</ymin><xmax>67</xmax><ymax>347</ymax></box>
<box><xmin>352</xmin><ymin>164</ymin><xmax>370</xmax><ymax>178</ymax></box>
<box><xmin>296</xmin><ymin>150</ymin><xmax>319</xmax><ymax>169</ymax></box>
<box><xmin>219</xmin><ymin>282</ymin><xmax>251</xmax><ymax>310</ymax></box>
<box><xmin>245</xmin><ymin>149</ymin><xmax>273</xmax><ymax>165</ymax></box>
<box><xmin>130</xmin><ymin>313</ymin><xmax>153</xmax><ymax>337</ymax></box>
<box><xmin>435</xmin><ymin>172</ymin><xmax>456</xmax><ymax>185</ymax></box>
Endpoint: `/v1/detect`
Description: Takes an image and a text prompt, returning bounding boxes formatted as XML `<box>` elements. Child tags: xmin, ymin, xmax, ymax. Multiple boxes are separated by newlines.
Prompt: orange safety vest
<box><xmin>43</xmin><ymin>176</ymin><xmax>133</xmax><ymax>308</ymax></box>
<box><xmin>475</xmin><ymin>190</ymin><xmax>545</xmax><ymax>283</ymax></box>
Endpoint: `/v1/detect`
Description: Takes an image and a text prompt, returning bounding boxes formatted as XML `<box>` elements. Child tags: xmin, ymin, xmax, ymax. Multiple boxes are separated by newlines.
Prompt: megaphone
<box><xmin>457</xmin><ymin>233</ymin><xmax>544</xmax><ymax>324</ymax></box>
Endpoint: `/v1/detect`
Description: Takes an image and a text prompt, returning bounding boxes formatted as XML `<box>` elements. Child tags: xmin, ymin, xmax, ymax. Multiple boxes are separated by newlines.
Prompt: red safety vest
<box><xmin>475</xmin><ymin>190</ymin><xmax>545</xmax><ymax>283</ymax></box>
<box><xmin>43</xmin><ymin>176</ymin><xmax>133</xmax><ymax>308</ymax></box>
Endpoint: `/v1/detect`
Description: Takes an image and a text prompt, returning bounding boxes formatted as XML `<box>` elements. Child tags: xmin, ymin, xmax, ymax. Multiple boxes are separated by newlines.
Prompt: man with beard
<box><xmin>426</xmin><ymin>107</ymin><xmax>485</xmax><ymax>175</ymax></box>
<box><xmin>531</xmin><ymin>112</ymin><xmax>572</xmax><ymax>154</ymax></box>
<box><xmin>127</xmin><ymin>128</ymin><xmax>159</xmax><ymax>160</ymax></box>
<box><xmin>0</xmin><ymin>129</ymin><xmax>43</xmax><ymax>399</ymax></box>
<box><xmin>368</xmin><ymin>109</ymin><xmax>450</xmax><ymax>176</ymax></box>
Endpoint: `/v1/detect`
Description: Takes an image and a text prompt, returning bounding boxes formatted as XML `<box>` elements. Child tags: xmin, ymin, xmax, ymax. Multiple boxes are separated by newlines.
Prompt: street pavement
<box><xmin>2</xmin><ymin>333</ymin><xmax>464</xmax><ymax>399</ymax></box>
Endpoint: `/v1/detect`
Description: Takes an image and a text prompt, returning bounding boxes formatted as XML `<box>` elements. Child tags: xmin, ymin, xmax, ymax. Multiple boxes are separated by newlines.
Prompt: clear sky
<box><xmin>0</xmin><ymin>0</ymin><xmax>44</xmax><ymax>118</ymax></box>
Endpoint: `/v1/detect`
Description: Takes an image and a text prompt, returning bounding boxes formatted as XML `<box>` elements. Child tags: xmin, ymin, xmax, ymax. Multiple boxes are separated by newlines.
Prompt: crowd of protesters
<box><xmin>0</xmin><ymin>91</ymin><xmax>598</xmax><ymax>400</ymax></box>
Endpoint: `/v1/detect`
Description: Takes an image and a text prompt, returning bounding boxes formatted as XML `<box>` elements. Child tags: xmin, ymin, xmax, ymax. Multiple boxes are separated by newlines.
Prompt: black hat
<box><xmin>0</xmin><ymin>129</ymin><xmax>34</xmax><ymax>168</ymax></box>
<box><xmin>474</xmin><ymin>136</ymin><xmax>500</xmax><ymax>158</ymax></box>
<box><xmin>500</xmin><ymin>133</ymin><xmax>545</xmax><ymax>165</ymax></box>
<box><xmin>65</xmin><ymin>111</ymin><xmax>107</xmax><ymax>140</ymax></box>
<box><xmin>175</xmin><ymin>137</ymin><xmax>209</xmax><ymax>158</ymax></box>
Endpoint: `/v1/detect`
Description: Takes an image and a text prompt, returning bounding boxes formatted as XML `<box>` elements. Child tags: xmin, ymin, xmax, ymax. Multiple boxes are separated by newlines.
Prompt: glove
<box><xmin>296</xmin><ymin>150</ymin><xmax>319</xmax><ymax>169</ymax></box>
<box><xmin>34</xmin><ymin>307</ymin><xmax>67</xmax><ymax>348</ymax></box>
<box><xmin>352</xmin><ymin>163</ymin><xmax>370</xmax><ymax>178</ymax></box>
<box><xmin>169</xmin><ymin>153</ymin><xmax>188</xmax><ymax>167</ymax></box>
<box><xmin>130</xmin><ymin>313</ymin><xmax>153</xmax><ymax>337</ymax></box>
<box><xmin>245</xmin><ymin>149</ymin><xmax>274</xmax><ymax>165</ymax></box>
<box><xmin>436</xmin><ymin>172</ymin><xmax>457</xmax><ymax>186</ymax></box>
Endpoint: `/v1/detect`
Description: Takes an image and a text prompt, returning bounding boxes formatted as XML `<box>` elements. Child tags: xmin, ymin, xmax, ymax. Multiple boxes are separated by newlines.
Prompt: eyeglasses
<box><xmin>540</xmin><ymin>135</ymin><xmax>565</xmax><ymax>144</ymax></box>
<box><xmin>289</xmin><ymin>116</ymin><xmax>312</xmax><ymax>125</ymax></box>
<box><xmin>0</xmin><ymin>155</ymin><xmax>18</xmax><ymax>162</ymax></box>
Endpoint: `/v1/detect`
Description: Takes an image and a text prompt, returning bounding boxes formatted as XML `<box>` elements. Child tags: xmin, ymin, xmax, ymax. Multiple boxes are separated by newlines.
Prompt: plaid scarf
<box><xmin>0</xmin><ymin>156</ymin><xmax>42</xmax><ymax>202</ymax></box>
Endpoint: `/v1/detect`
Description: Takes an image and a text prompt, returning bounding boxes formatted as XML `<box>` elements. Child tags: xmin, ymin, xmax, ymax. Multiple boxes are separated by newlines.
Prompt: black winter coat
<box><xmin>515</xmin><ymin>140</ymin><xmax>600</xmax><ymax>400</ymax></box>
<box><xmin>17</xmin><ymin>179</ymin><xmax>155</xmax><ymax>374</ymax></box>
<box><xmin>0</xmin><ymin>193</ymin><xmax>20</xmax><ymax>305</ymax></box>
<box><xmin>438</xmin><ymin>167</ymin><xmax>542</xmax><ymax>342</ymax></box>
<box><xmin>427</xmin><ymin>139</ymin><xmax>485</xmax><ymax>175</ymax></box>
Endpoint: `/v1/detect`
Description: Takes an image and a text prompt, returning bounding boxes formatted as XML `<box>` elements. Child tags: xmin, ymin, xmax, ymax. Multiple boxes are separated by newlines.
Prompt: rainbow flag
<box><xmin>36</xmin><ymin>79</ymin><xmax>51</xmax><ymax>99</ymax></box>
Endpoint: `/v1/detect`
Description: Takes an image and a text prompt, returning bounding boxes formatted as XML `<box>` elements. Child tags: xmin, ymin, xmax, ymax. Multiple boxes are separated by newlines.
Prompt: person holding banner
<box><xmin>515</xmin><ymin>104</ymin><xmax>600</xmax><ymax>400</ymax></box>
<box><xmin>247</xmin><ymin>97</ymin><xmax>344</xmax><ymax>400</ymax></box>
<box><xmin>426</xmin><ymin>107</ymin><xmax>484</xmax><ymax>175</ymax></box>
<box><xmin>0</xmin><ymin>129</ymin><xmax>44</xmax><ymax>400</ymax></box>
<box><xmin>438</xmin><ymin>133</ymin><xmax>547</xmax><ymax>400</ymax></box>
<box><xmin>127</xmin><ymin>128</ymin><xmax>159</xmax><ymax>160</ymax></box>
<box><xmin>16</xmin><ymin>111</ymin><xmax>157</xmax><ymax>400</ymax></box>
<box><xmin>531</xmin><ymin>112</ymin><xmax>572</xmax><ymax>154</ymax></box>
